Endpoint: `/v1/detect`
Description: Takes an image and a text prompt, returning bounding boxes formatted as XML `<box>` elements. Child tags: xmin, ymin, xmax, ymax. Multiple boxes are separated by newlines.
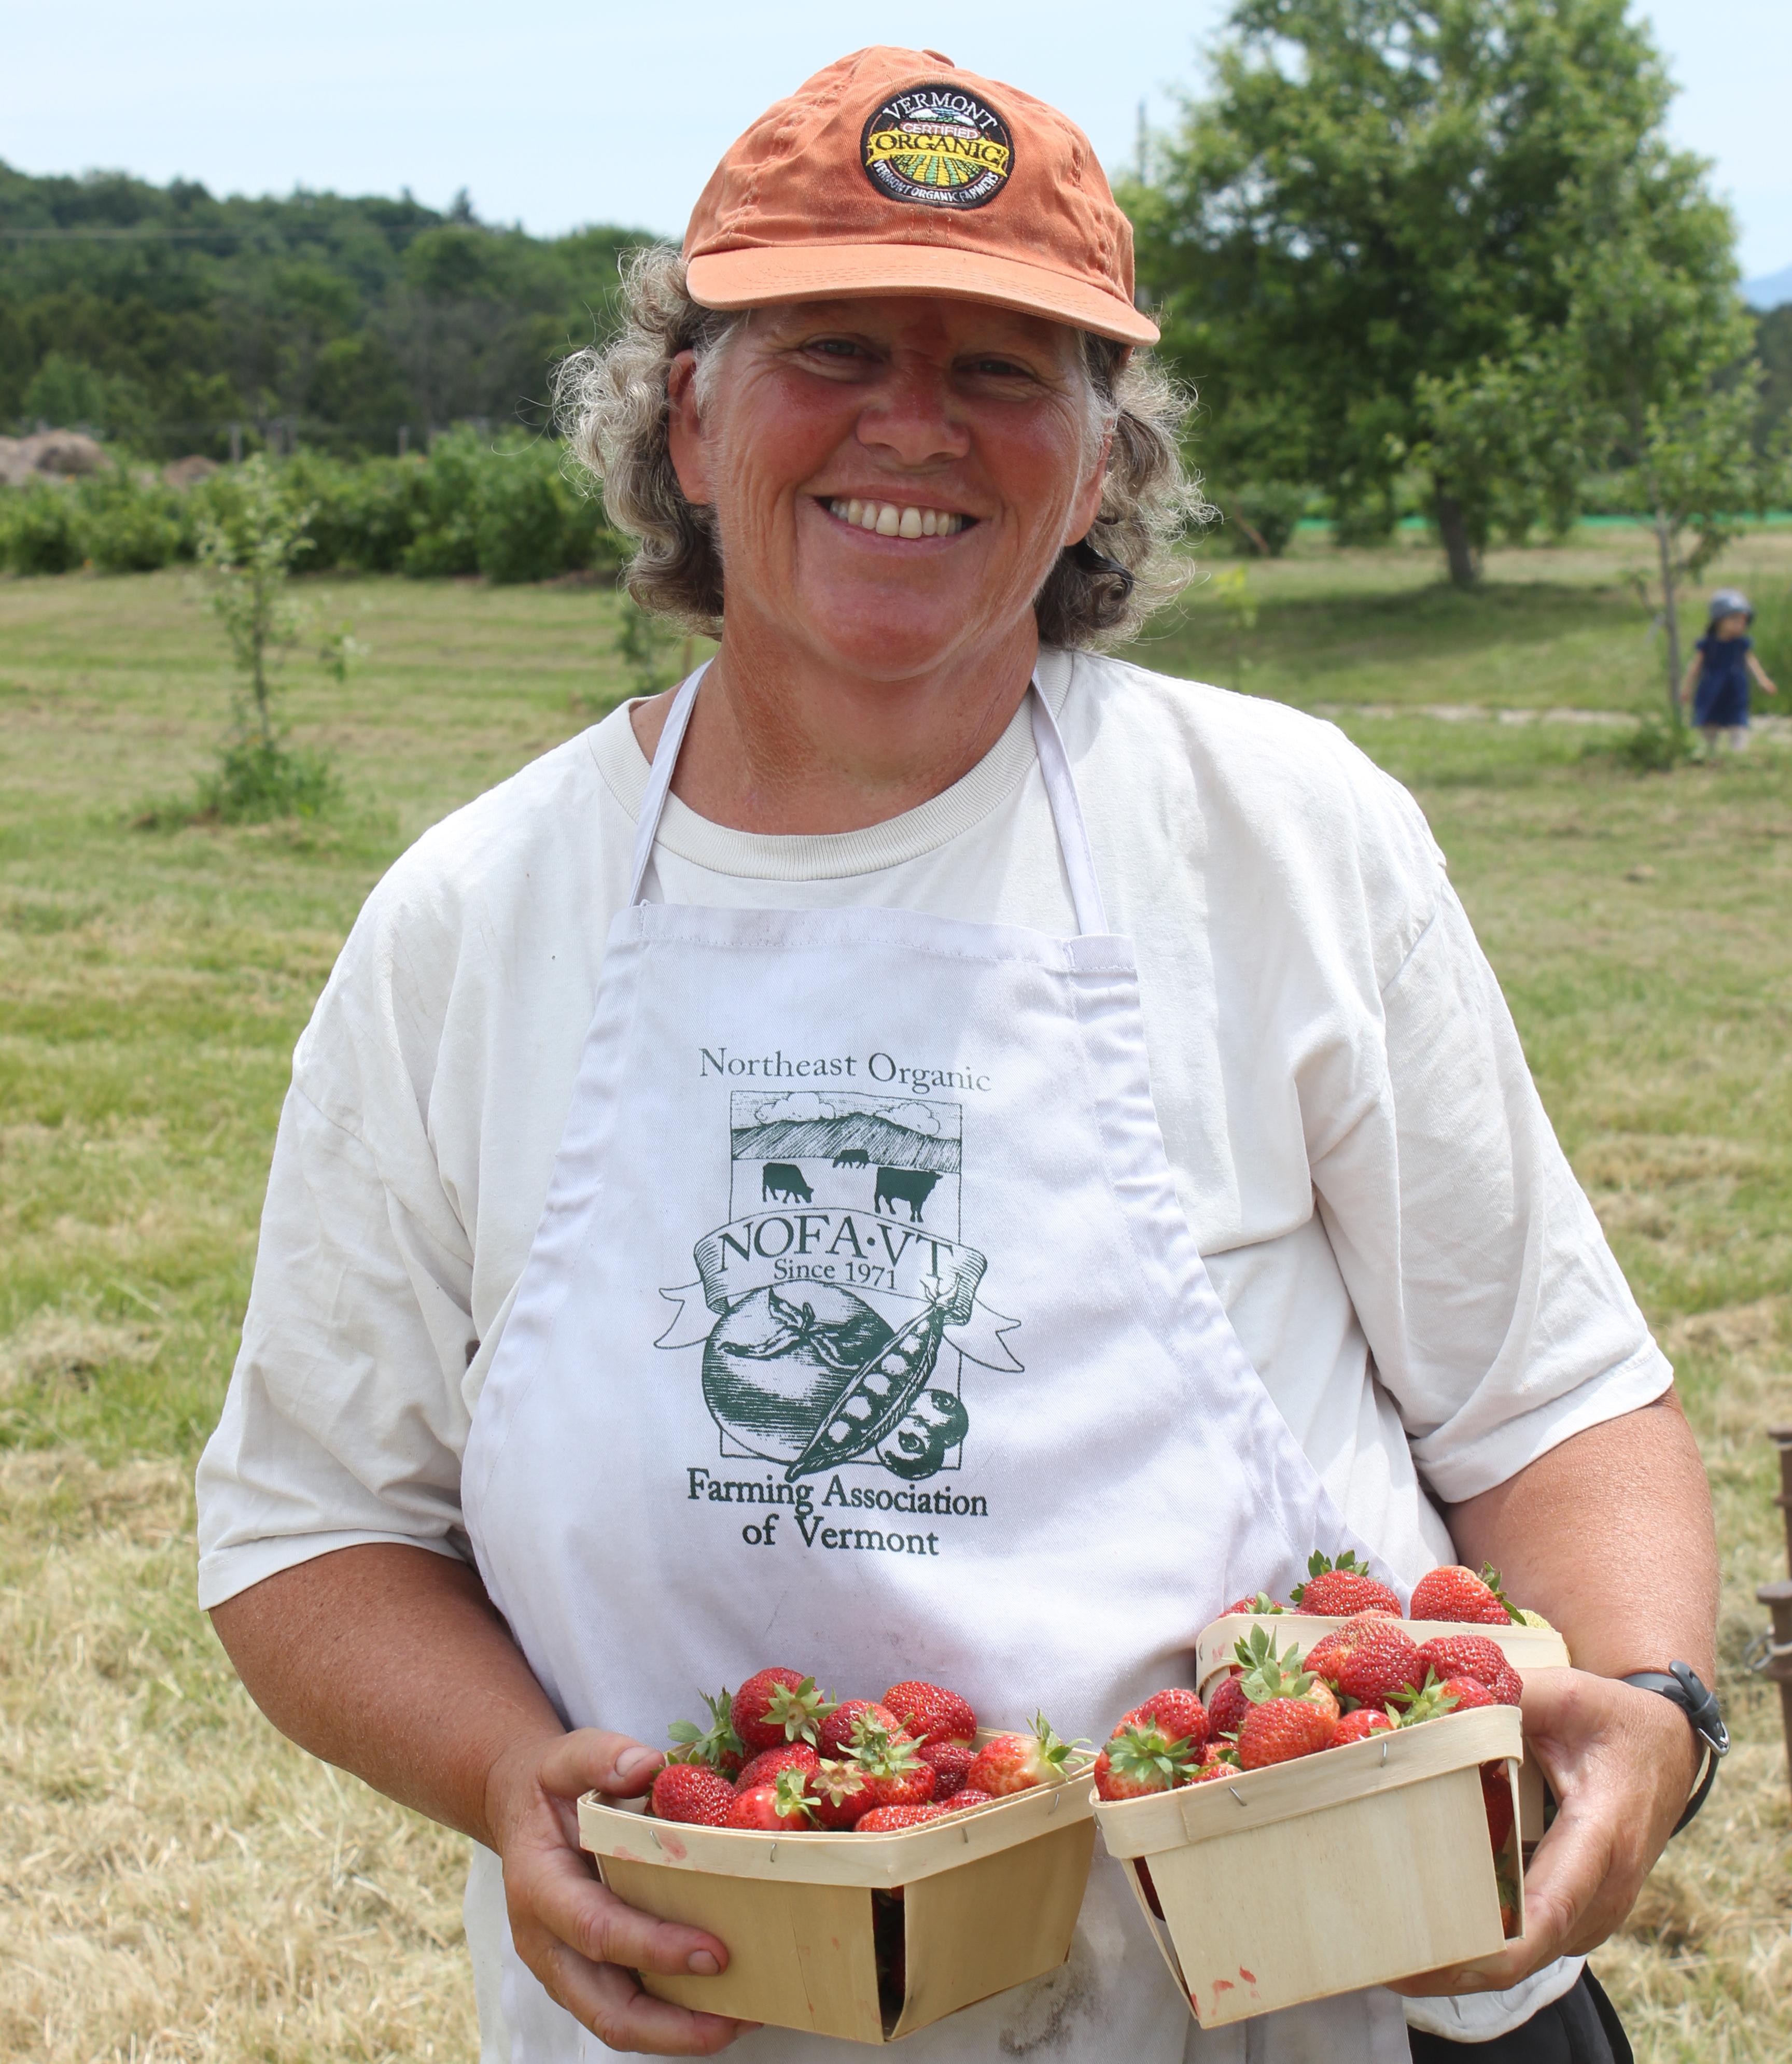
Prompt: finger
<box><xmin>537</xmin><ymin>1726</ymin><xmax>667</xmax><ymax>1800</ymax></box>
<box><xmin>519</xmin><ymin>1838</ymin><xmax>732</xmax><ymax>1978</ymax></box>
<box><xmin>535</xmin><ymin>1938</ymin><xmax>754</xmax><ymax>2057</ymax></box>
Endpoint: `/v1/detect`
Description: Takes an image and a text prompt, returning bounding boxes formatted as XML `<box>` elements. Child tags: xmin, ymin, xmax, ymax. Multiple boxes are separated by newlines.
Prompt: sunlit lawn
<box><xmin>3</xmin><ymin>531</ymin><xmax>1789</xmax><ymax>2060</ymax></box>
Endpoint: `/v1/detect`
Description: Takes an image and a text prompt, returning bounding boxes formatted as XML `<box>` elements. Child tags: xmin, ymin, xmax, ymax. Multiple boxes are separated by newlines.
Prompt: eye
<box><xmin>805</xmin><ymin>337</ymin><xmax>867</xmax><ymax>361</ymax></box>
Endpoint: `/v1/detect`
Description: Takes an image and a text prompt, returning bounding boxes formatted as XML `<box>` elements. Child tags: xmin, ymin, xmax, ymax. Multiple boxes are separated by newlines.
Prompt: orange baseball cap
<box><xmin>683</xmin><ymin>46</ymin><xmax>1158</xmax><ymax>347</ymax></box>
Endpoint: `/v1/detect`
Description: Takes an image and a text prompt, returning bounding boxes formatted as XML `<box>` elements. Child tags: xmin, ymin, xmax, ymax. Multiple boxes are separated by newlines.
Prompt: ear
<box><xmin>1066</xmin><ymin>422</ymin><xmax>1115</xmax><ymax>548</ymax></box>
<box><xmin>665</xmin><ymin>350</ymin><xmax>713</xmax><ymax>507</ymax></box>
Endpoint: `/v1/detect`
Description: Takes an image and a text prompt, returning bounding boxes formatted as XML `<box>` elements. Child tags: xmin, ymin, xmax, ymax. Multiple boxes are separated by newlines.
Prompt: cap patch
<box><xmin>861</xmin><ymin>84</ymin><xmax>1013</xmax><ymax>211</ymax></box>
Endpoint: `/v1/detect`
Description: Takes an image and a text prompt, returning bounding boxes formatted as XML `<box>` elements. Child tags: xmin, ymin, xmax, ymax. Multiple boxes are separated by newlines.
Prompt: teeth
<box><xmin>827</xmin><ymin>498</ymin><xmax>965</xmax><ymax>538</ymax></box>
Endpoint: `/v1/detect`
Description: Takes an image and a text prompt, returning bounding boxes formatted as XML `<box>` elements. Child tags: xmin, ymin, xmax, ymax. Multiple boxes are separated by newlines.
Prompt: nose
<box><xmin>855</xmin><ymin>358</ymin><xmax>969</xmax><ymax>470</ymax></box>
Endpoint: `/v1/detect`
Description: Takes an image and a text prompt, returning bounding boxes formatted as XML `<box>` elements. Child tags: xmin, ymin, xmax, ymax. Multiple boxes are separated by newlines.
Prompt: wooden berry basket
<box><xmin>1092</xmin><ymin>1704</ymin><xmax>1524</xmax><ymax>2027</ymax></box>
<box><xmin>1196</xmin><ymin>1611</ymin><xmax>1569</xmax><ymax>1843</ymax></box>
<box><xmin>578</xmin><ymin>1732</ymin><xmax>1097</xmax><ymax>2045</ymax></box>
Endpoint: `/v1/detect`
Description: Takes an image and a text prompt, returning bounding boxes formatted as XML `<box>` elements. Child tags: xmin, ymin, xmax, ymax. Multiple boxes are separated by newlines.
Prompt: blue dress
<box><xmin>1693</xmin><ymin>633</ymin><xmax>1753</xmax><ymax>727</ymax></box>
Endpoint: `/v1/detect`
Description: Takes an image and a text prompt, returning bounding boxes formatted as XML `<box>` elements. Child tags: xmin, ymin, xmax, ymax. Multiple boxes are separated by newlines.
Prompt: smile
<box><xmin>824</xmin><ymin>497</ymin><xmax>972</xmax><ymax>539</ymax></box>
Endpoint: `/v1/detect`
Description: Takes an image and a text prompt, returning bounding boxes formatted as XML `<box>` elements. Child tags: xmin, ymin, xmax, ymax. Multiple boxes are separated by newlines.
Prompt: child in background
<box><xmin>1679</xmin><ymin>587</ymin><xmax>1777</xmax><ymax>755</ymax></box>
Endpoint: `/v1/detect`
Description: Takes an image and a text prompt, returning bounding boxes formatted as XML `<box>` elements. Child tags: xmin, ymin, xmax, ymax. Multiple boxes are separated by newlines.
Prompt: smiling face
<box><xmin>665</xmin><ymin>296</ymin><xmax>1112</xmax><ymax>683</ymax></box>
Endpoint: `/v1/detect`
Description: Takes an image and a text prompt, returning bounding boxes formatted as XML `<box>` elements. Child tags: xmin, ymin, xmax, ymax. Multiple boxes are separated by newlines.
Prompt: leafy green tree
<box><xmin>1130</xmin><ymin>0</ymin><xmax>1733</xmax><ymax>587</ymax></box>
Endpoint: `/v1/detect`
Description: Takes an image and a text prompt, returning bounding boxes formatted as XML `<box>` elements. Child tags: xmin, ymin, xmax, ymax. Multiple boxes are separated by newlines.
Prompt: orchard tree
<box><xmin>1130</xmin><ymin>0</ymin><xmax>1740</xmax><ymax>587</ymax></box>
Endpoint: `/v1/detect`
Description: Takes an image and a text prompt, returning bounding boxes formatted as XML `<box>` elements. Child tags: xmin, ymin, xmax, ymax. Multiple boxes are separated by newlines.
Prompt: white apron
<box><xmin>461</xmin><ymin>668</ymin><xmax>1418</xmax><ymax>2063</ymax></box>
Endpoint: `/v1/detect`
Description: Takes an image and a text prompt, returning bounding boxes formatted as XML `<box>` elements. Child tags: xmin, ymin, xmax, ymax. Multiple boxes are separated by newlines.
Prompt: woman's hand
<box><xmin>1391</xmin><ymin>1667</ymin><xmax>1699</xmax><ymax>1998</ymax></box>
<box><xmin>486</xmin><ymin>1729</ymin><xmax>757</xmax><ymax>2055</ymax></box>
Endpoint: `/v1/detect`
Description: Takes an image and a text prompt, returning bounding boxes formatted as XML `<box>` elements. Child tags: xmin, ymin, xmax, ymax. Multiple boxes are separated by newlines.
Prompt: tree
<box><xmin>190</xmin><ymin>455</ymin><xmax>352</xmax><ymax>820</ymax></box>
<box><xmin>1130</xmin><ymin>0</ymin><xmax>1731</xmax><ymax>587</ymax></box>
<box><xmin>1562</xmin><ymin>160</ymin><xmax>1765</xmax><ymax>716</ymax></box>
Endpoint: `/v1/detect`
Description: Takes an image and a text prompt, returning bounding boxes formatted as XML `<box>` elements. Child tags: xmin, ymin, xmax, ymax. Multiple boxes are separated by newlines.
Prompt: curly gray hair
<box><xmin>553</xmin><ymin>248</ymin><xmax>1206</xmax><ymax>648</ymax></box>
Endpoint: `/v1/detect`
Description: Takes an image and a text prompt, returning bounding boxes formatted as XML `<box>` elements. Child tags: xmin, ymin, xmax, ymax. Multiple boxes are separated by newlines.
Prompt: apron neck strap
<box><xmin>628</xmin><ymin>661</ymin><xmax>1110</xmax><ymax>937</ymax></box>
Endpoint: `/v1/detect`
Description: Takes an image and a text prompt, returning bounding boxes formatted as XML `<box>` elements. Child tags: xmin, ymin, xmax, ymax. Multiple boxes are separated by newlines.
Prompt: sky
<box><xmin>3</xmin><ymin>0</ymin><xmax>1786</xmax><ymax>280</ymax></box>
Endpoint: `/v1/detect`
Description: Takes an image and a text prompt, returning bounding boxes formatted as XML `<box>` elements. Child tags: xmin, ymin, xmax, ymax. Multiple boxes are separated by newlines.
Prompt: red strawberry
<box><xmin>856</xmin><ymin>1804</ymin><xmax>949</xmax><ymax>1832</ymax></box>
<box><xmin>807</xmin><ymin>1758</ymin><xmax>872</xmax><ymax>1830</ymax></box>
<box><xmin>1127</xmin><ymin>1688</ymin><xmax>1209</xmax><ymax>1754</ymax></box>
<box><xmin>666</xmin><ymin>1686</ymin><xmax>746</xmax><ymax>1778</ymax></box>
<box><xmin>1224</xmin><ymin>1591</ymin><xmax>1286</xmax><ymax>1615</ymax></box>
<box><xmin>1397</xmin><ymin>1673</ymin><xmax>1491</xmax><ymax>1727</ymax></box>
<box><xmin>964</xmin><ymin>1714</ymin><xmax>1080</xmax><ymax>1798</ymax></box>
<box><xmin>1481</xmin><ymin>1763</ymin><xmax>1516</xmax><ymax>1854</ymax></box>
<box><xmin>1094</xmin><ymin>1722</ymin><xmax>1202</xmax><ymax>1802</ymax></box>
<box><xmin>1304</xmin><ymin>1614</ymin><xmax>1425</xmax><ymax>1708</ymax></box>
<box><xmin>1237</xmin><ymin>1696</ymin><xmax>1336</xmax><ymax>1768</ymax></box>
<box><xmin>1228</xmin><ymin>1624</ymin><xmax>1337</xmax><ymax>1721</ymax></box>
<box><xmin>1191</xmin><ymin>1758</ymin><xmax>1241</xmax><ymax>1784</ymax></box>
<box><xmin>818</xmin><ymin>1698</ymin><xmax>906</xmax><ymax>1759</ymax></box>
<box><xmin>1329</xmin><ymin>1707</ymin><xmax>1397</xmax><ymax>1747</ymax></box>
<box><xmin>732</xmin><ymin>1669</ymin><xmax>837</xmax><ymax>1753</ymax></box>
<box><xmin>726</xmin><ymin>1767</ymin><xmax>818</xmax><ymax>1831</ymax></box>
<box><xmin>735</xmin><ymin>1743</ymin><xmax>819</xmax><ymax>1793</ymax></box>
<box><xmin>918</xmin><ymin>1740</ymin><xmax>977</xmax><ymax>1800</ymax></box>
<box><xmin>1290</xmin><ymin>1550</ymin><xmax>1402</xmax><ymax>1618</ymax></box>
<box><xmin>1409</xmin><ymin>1563</ymin><xmax>1522</xmax><ymax>1627</ymax></box>
<box><xmin>853</xmin><ymin>1729</ymin><xmax>937</xmax><ymax>1811</ymax></box>
<box><xmin>1412</xmin><ymin>1636</ymin><xmax>1523</xmax><ymax>1706</ymax></box>
<box><xmin>650</xmin><ymin>1762</ymin><xmax>737</xmax><ymax>1826</ymax></box>
<box><xmin>882</xmin><ymin>1680</ymin><xmax>976</xmax><ymax>1746</ymax></box>
<box><xmin>1206</xmin><ymin>1671</ymin><xmax>1250</xmax><ymax>1739</ymax></box>
<box><xmin>941</xmin><ymin>1786</ymin><xmax>995</xmax><ymax>1812</ymax></box>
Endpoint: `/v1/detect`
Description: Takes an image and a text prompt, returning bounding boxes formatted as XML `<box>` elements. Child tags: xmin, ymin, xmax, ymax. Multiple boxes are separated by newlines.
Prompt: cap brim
<box><xmin>687</xmin><ymin>243</ymin><xmax>1159</xmax><ymax>347</ymax></box>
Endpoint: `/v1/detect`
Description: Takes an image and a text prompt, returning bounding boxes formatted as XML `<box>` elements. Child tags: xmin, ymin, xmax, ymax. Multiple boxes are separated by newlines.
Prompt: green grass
<box><xmin>3</xmin><ymin>540</ymin><xmax>1790</xmax><ymax>2060</ymax></box>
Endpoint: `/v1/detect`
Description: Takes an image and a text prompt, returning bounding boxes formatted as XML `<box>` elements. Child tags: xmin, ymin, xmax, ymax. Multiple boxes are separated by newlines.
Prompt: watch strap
<box><xmin>1621</xmin><ymin>1660</ymin><xmax>1728</xmax><ymax>1834</ymax></box>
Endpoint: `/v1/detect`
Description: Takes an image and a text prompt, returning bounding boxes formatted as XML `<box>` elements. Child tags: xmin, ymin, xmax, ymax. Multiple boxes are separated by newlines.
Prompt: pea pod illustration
<box><xmin>783</xmin><ymin>1291</ymin><xmax>949</xmax><ymax>1481</ymax></box>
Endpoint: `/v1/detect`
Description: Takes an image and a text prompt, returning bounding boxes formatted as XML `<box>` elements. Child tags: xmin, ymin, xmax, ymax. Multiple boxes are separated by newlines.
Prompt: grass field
<box><xmin>4</xmin><ymin>528</ymin><xmax>1791</xmax><ymax>2061</ymax></box>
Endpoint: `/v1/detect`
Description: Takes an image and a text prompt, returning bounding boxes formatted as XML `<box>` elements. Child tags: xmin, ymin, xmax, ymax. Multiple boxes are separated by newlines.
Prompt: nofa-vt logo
<box><xmin>657</xmin><ymin>1088</ymin><xmax>1020</xmax><ymax>1483</ymax></box>
<box><xmin>860</xmin><ymin>84</ymin><xmax>1014</xmax><ymax>211</ymax></box>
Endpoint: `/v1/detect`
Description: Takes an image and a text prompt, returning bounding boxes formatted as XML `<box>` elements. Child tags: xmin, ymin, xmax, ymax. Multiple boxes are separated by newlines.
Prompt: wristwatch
<box><xmin>1620</xmin><ymin>1661</ymin><xmax>1729</xmax><ymax>1833</ymax></box>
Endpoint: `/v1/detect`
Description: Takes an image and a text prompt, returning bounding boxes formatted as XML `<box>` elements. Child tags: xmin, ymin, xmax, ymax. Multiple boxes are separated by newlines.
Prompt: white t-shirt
<box><xmin>195</xmin><ymin>647</ymin><xmax>1668</xmax><ymax>2051</ymax></box>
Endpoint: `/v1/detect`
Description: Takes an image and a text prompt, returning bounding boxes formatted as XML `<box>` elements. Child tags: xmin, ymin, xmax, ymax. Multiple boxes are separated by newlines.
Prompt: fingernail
<box><xmin>687</xmin><ymin>1950</ymin><xmax>720</xmax><ymax>1976</ymax></box>
<box><xmin>615</xmin><ymin>1747</ymin><xmax>660</xmax><ymax>1784</ymax></box>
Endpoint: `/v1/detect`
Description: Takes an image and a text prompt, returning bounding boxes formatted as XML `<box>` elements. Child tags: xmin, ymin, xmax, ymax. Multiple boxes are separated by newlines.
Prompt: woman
<box><xmin>199</xmin><ymin>47</ymin><xmax>1717</xmax><ymax>2064</ymax></box>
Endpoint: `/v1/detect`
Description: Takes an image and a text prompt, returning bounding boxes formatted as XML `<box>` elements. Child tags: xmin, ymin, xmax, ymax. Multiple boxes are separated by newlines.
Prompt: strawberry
<box><xmin>1234</xmin><ymin>1628</ymin><xmax>1337</xmax><ymax>1767</ymax></box>
<box><xmin>1304</xmin><ymin>1614</ymin><xmax>1425</xmax><ymax>1708</ymax></box>
<box><xmin>853</xmin><ymin>1728</ymin><xmax>937</xmax><ymax>1811</ymax></box>
<box><xmin>1191</xmin><ymin>1758</ymin><xmax>1241</xmax><ymax>1784</ymax></box>
<box><xmin>941</xmin><ymin>1786</ymin><xmax>995</xmax><ymax>1812</ymax></box>
<box><xmin>1126</xmin><ymin>1688</ymin><xmax>1209</xmax><ymax>1755</ymax></box>
<box><xmin>882</xmin><ymin>1680</ymin><xmax>976</xmax><ymax>1747</ymax></box>
<box><xmin>1094</xmin><ymin>1722</ymin><xmax>1202</xmax><ymax>1802</ymax></box>
<box><xmin>1409</xmin><ymin>1563</ymin><xmax>1522</xmax><ymax>1627</ymax></box>
<box><xmin>856</xmin><ymin>1804</ymin><xmax>949</xmax><ymax>1832</ymax></box>
<box><xmin>818</xmin><ymin>1698</ymin><xmax>906</xmax><ymax>1759</ymax></box>
<box><xmin>1237</xmin><ymin>1697</ymin><xmax>1336</xmax><ymax>1768</ymax></box>
<box><xmin>734</xmin><ymin>1743</ymin><xmax>819</xmax><ymax>1792</ymax></box>
<box><xmin>1481</xmin><ymin>1762</ymin><xmax>1516</xmax><ymax>1854</ymax></box>
<box><xmin>1206</xmin><ymin>1670</ymin><xmax>1250</xmax><ymax>1739</ymax></box>
<box><xmin>1289</xmin><ymin>1550</ymin><xmax>1402</xmax><ymax>1619</ymax></box>
<box><xmin>1397</xmin><ymin>1672</ymin><xmax>1489</xmax><ymax>1726</ymax></box>
<box><xmin>726</xmin><ymin>1767</ymin><xmax>818</xmax><ymax>1831</ymax></box>
<box><xmin>918</xmin><ymin>1740</ymin><xmax>977</xmax><ymax>1799</ymax></box>
<box><xmin>1329</xmin><ymin>1707</ymin><xmax>1397</xmax><ymax>1747</ymax></box>
<box><xmin>650</xmin><ymin>1762</ymin><xmax>737</xmax><ymax>1826</ymax></box>
<box><xmin>666</xmin><ymin>1686</ymin><xmax>745</xmax><ymax>1778</ymax></box>
<box><xmin>807</xmin><ymin>1758</ymin><xmax>872</xmax><ymax>1830</ymax></box>
<box><xmin>732</xmin><ymin>1668</ymin><xmax>837</xmax><ymax>1753</ymax></box>
<box><xmin>964</xmin><ymin>1714</ymin><xmax>1080</xmax><ymax>1798</ymax></box>
<box><xmin>1224</xmin><ymin>1592</ymin><xmax>1286</xmax><ymax>1615</ymax></box>
<box><xmin>1412</xmin><ymin>1636</ymin><xmax>1523</xmax><ymax>1706</ymax></box>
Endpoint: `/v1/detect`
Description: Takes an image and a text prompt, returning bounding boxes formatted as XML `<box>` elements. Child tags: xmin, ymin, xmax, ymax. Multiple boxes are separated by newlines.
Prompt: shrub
<box><xmin>196</xmin><ymin>737</ymin><xmax>340</xmax><ymax>822</ymax></box>
<box><xmin>76</xmin><ymin>470</ymin><xmax>190</xmax><ymax>572</ymax></box>
<box><xmin>1</xmin><ymin>481</ymin><xmax>86</xmax><ymax>573</ymax></box>
<box><xmin>1751</xmin><ymin>582</ymin><xmax>1791</xmax><ymax>690</ymax></box>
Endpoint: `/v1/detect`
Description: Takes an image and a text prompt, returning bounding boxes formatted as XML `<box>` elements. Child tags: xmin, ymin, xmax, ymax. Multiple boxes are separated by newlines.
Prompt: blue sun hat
<box><xmin>1708</xmin><ymin>587</ymin><xmax>1753</xmax><ymax>624</ymax></box>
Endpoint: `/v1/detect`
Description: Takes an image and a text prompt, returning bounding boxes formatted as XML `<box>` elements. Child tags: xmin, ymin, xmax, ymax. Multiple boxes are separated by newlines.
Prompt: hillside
<box><xmin>0</xmin><ymin>162</ymin><xmax>653</xmax><ymax>457</ymax></box>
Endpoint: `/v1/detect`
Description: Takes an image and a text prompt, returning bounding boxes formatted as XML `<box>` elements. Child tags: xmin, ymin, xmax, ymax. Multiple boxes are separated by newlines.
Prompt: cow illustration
<box><xmin>875</xmin><ymin>1167</ymin><xmax>941</xmax><ymax>1222</ymax></box>
<box><xmin>762</xmin><ymin>1162</ymin><xmax>813</xmax><ymax>1204</ymax></box>
<box><xmin>831</xmin><ymin>1147</ymin><xmax>870</xmax><ymax>1168</ymax></box>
